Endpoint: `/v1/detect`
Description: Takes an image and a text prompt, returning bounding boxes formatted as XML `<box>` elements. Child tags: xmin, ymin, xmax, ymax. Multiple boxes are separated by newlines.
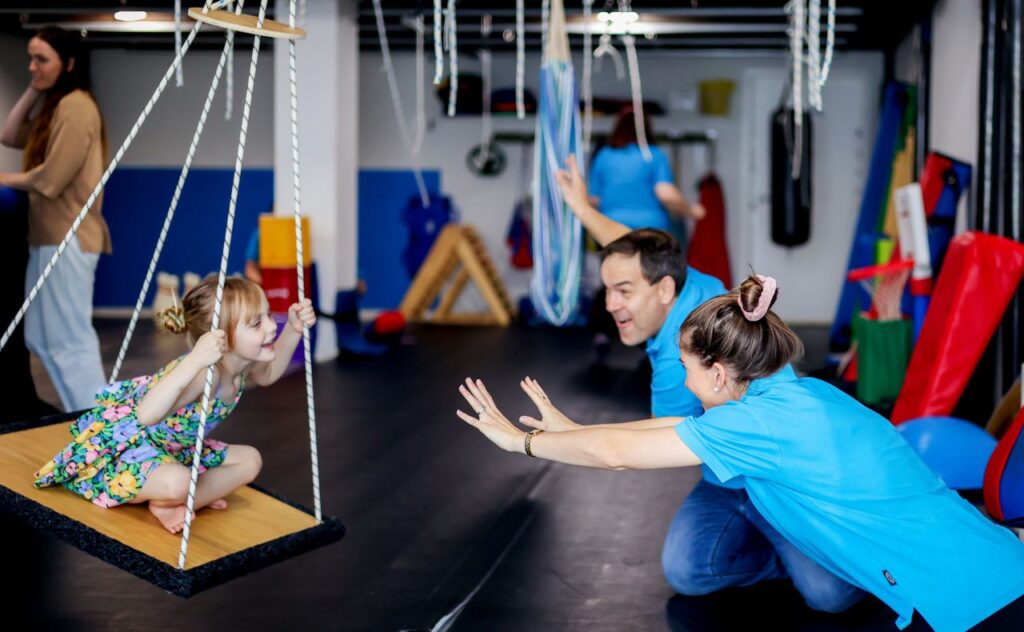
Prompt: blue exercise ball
<box><xmin>898</xmin><ymin>416</ymin><xmax>997</xmax><ymax>489</ymax></box>
<box><xmin>0</xmin><ymin>185</ymin><xmax>26</xmax><ymax>212</ymax></box>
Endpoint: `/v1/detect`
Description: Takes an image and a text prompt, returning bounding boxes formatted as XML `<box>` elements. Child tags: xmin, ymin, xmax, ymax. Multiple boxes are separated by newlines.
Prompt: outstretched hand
<box><xmin>518</xmin><ymin>377</ymin><xmax>578</xmax><ymax>432</ymax></box>
<box><xmin>457</xmin><ymin>378</ymin><xmax>525</xmax><ymax>453</ymax></box>
<box><xmin>554</xmin><ymin>155</ymin><xmax>590</xmax><ymax>215</ymax></box>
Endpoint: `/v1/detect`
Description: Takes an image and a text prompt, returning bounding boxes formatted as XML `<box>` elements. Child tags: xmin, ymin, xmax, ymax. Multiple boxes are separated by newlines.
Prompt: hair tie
<box><xmin>739</xmin><ymin>275</ymin><xmax>777</xmax><ymax>322</ymax></box>
<box><xmin>157</xmin><ymin>286</ymin><xmax>186</xmax><ymax>334</ymax></box>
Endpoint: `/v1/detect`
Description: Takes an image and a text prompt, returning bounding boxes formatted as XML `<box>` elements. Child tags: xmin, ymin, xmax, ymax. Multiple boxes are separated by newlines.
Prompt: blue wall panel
<box><xmin>95</xmin><ymin>167</ymin><xmax>272</xmax><ymax>307</ymax></box>
<box><xmin>357</xmin><ymin>169</ymin><xmax>441</xmax><ymax>310</ymax></box>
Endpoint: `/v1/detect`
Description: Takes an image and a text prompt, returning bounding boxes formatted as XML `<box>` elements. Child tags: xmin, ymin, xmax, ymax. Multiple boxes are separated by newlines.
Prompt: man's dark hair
<box><xmin>599</xmin><ymin>229</ymin><xmax>688</xmax><ymax>295</ymax></box>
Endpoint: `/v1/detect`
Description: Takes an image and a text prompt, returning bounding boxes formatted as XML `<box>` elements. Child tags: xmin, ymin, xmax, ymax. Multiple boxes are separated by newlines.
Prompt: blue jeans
<box><xmin>662</xmin><ymin>479</ymin><xmax>864</xmax><ymax>613</ymax></box>
<box><xmin>24</xmin><ymin>240</ymin><xmax>106</xmax><ymax>412</ymax></box>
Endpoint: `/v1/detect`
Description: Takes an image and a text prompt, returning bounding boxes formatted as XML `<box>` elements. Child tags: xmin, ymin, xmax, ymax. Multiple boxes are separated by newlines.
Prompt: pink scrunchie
<box><xmin>739</xmin><ymin>275</ymin><xmax>777</xmax><ymax>322</ymax></box>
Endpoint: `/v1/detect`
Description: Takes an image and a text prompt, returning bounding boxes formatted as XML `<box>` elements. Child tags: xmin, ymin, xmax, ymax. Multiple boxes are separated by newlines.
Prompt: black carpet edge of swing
<box><xmin>0</xmin><ymin>411</ymin><xmax>346</xmax><ymax>599</ymax></box>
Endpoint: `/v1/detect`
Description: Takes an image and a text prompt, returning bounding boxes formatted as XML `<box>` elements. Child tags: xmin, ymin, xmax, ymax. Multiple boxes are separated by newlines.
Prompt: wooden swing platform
<box><xmin>188</xmin><ymin>7</ymin><xmax>307</xmax><ymax>40</ymax></box>
<box><xmin>0</xmin><ymin>412</ymin><xmax>343</xmax><ymax>598</ymax></box>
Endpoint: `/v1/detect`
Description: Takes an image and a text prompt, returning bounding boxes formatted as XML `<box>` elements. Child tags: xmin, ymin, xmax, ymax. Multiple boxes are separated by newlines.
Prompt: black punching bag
<box><xmin>770</xmin><ymin>106</ymin><xmax>812</xmax><ymax>247</ymax></box>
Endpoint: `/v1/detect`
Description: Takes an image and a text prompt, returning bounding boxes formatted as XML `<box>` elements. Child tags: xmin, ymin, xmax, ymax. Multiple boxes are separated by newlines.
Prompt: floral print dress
<box><xmin>33</xmin><ymin>357</ymin><xmax>245</xmax><ymax>507</ymax></box>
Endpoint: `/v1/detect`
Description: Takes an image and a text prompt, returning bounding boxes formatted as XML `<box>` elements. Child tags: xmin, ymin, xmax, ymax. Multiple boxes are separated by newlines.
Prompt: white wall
<box><xmin>0</xmin><ymin>34</ymin><xmax>274</xmax><ymax>170</ymax></box>
<box><xmin>929</xmin><ymin>0</ymin><xmax>981</xmax><ymax>166</ymax></box>
<box><xmin>92</xmin><ymin>47</ymin><xmax>274</xmax><ymax>168</ymax></box>
<box><xmin>360</xmin><ymin>49</ymin><xmax>883</xmax><ymax>323</ymax></box>
<box><xmin>274</xmin><ymin>0</ymin><xmax>360</xmax><ymax>361</ymax></box>
<box><xmin>894</xmin><ymin>0</ymin><xmax>981</xmax><ymax>230</ymax></box>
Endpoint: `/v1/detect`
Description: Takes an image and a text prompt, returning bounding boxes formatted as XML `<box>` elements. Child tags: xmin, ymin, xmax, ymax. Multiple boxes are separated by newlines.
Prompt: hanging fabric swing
<box><xmin>529</xmin><ymin>0</ymin><xmax>584</xmax><ymax>326</ymax></box>
<box><xmin>0</xmin><ymin>0</ymin><xmax>343</xmax><ymax>598</ymax></box>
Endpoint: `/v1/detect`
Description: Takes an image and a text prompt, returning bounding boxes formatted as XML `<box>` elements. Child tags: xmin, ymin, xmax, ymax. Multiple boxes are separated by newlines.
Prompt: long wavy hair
<box><xmin>23</xmin><ymin>27</ymin><xmax>108</xmax><ymax>171</ymax></box>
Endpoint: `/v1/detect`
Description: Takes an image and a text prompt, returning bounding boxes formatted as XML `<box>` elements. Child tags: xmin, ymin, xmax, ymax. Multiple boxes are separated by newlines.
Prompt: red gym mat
<box><xmin>891</xmin><ymin>232</ymin><xmax>1024</xmax><ymax>424</ymax></box>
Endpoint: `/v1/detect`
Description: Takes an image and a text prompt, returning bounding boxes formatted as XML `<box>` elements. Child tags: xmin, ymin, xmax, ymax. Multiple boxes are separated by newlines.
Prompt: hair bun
<box><xmin>738</xmin><ymin>274</ymin><xmax>778</xmax><ymax>322</ymax></box>
<box><xmin>156</xmin><ymin>306</ymin><xmax>188</xmax><ymax>334</ymax></box>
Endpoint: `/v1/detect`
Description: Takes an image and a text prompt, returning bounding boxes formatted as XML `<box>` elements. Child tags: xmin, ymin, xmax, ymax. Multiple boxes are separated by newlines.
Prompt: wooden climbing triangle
<box><xmin>399</xmin><ymin>224</ymin><xmax>515</xmax><ymax>326</ymax></box>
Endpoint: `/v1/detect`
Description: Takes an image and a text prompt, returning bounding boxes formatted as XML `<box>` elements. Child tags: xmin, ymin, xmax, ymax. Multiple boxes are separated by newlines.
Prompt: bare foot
<box><xmin>148</xmin><ymin>503</ymin><xmax>191</xmax><ymax>534</ymax></box>
<box><xmin>208</xmin><ymin>498</ymin><xmax>228</xmax><ymax>510</ymax></box>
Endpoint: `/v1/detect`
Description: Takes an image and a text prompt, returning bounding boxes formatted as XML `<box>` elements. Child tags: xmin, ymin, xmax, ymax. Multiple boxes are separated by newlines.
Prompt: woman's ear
<box><xmin>65</xmin><ymin>57</ymin><xmax>75</xmax><ymax>73</ymax></box>
<box><xmin>711</xmin><ymin>361</ymin><xmax>726</xmax><ymax>392</ymax></box>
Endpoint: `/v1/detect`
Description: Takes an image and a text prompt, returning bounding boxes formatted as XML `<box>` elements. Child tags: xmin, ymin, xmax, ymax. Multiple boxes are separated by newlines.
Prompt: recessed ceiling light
<box><xmin>597</xmin><ymin>11</ymin><xmax>640</xmax><ymax>24</ymax></box>
<box><xmin>113</xmin><ymin>11</ymin><xmax>148</xmax><ymax>22</ymax></box>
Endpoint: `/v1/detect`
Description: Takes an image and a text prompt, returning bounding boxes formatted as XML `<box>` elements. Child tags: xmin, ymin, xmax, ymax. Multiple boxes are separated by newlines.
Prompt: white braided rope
<box><xmin>582</xmin><ymin>0</ymin><xmax>594</xmax><ymax>157</ymax></box>
<box><xmin>433</xmin><ymin>0</ymin><xmax>444</xmax><ymax>85</ymax></box>
<box><xmin>515</xmin><ymin>0</ymin><xmax>525</xmax><ymax>119</ymax></box>
<box><xmin>446</xmin><ymin>0</ymin><xmax>458</xmax><ymax>117</ymax></box>
<box><xmin>0</xmin><ymin>2</ymin><xmax>223</xmax><ymax>357</ymax></box>
<box><xmin>788</xmin><ymin>0</ymin><xmax>805</xmax><ymax>179</ymax></box>
<box><xmin>808</xmin><ymin>0</ymin><xmax>821</xmax><ymax>111</ymax></box>
<box><xmin>412</xmin><ymin>14</ymin><xmax>426</xmax><ymax>156</ymax></box>
<box><xmin>110</xmin><ymin>2</ymin><xmax>245</xmax><ymax>384</ymax></box>
<box><xmin>474</xmin><ymin>48</ymin><xmax>493</xmax><ymax>172</ymax></box>
<box><xmin>622</xmin><ymin>34</ymin><xmax>651</xmax><ymax>161</ymax></box>
<box><xmin>226</xmin><ymin>31</ymin><xmax>234</xmax><ymax>120</ymax></box>
<box><xmin>174</xmin><ymin>0</ymin><xmax>184</xmax><ymax>87</ymax></box>
<box><xmin>288</xmin><ymin>0</ymin><xmax>322</xmax><ymax>523</ymax></box>
<box><xmin>372</xmin><ymin>0</ymin><xmax>429</xmax><ymax>206</ymax></box>
<box><xmin>178</xmin><ymin>0</ymin><xmax>269</xmax><ymax>570</ymax></box>
<box><xmin>820</xmin><ymin>0</ymin><xmax>835</xmax><ymax>85</ymax></box>
<box><xmin>477</xmin><ymin>15</ymin><xmax>493</xmax><ymax>163</ymax></box>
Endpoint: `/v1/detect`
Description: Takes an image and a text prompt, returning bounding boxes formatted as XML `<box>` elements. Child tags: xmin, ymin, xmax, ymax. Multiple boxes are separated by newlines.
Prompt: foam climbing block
<box><xmin>890</xmin><ymin>232</ymin><xmax>1024</xmax><ymax>424</ymax></box>
<box><xmin>259</xmin><ymin>215</ymin><xmax>312</xmax><ymax>268</ymax></box>
<box><xmin>261</xmin><ymin>265</ymin><xmax>315</xmax><ymax>314</ymax></box>
<box><xmin>985</xmin><ymin>407</ymin><xmax>1024</xmax><ymax>524</ymax></box>
<box><xmin>898</xmin><ymin>416</ymin><xmax>997</xmax><ymax>489</ymax></box>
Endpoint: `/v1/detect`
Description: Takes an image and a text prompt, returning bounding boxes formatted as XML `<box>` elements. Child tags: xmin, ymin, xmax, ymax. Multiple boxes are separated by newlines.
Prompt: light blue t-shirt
<box><xmin>674</xmin><ymin>366</ymin><xmax>1024</xmax><ymax>632</ymax></box>
<box><xmin>644</xmin><ymin>267</ymin><xmax>735</xmax><ymax>488</ymax></box>
<box><xmin>590</xmin><ymin>144</ymin><xmax>675</xmax><ymax>231</ymax></box>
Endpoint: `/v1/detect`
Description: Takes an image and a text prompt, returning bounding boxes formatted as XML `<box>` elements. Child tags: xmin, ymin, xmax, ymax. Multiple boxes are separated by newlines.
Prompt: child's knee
<box><xmin>235</xmin><ymin>445</ymin><xmax>262</xmax><ymax>480</ymax></box>
<box><xmin>164</xmin><ymin>468</ymin><xmax>192</xmax><ymax>502</ymax></box>
<box><xmin>248</xmin><ymin>447</ymin><xmax>263</xmax><ymax>478</ymax></box>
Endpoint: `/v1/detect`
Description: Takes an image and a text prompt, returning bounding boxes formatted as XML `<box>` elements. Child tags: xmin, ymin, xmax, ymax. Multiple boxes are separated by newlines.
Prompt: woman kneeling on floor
<box><xmin>457</xmin><ymin>273</ymin><xmax>1024</xmax><ymax>632</ymax></box>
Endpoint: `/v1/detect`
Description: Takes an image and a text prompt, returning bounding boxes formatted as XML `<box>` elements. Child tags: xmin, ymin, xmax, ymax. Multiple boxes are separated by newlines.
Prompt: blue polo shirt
<box><xmin>674</xmin><ymin>366</ymin><xmax>1024</xmax><ymax>632</ymax></box>
<box><xmin>646</xmin><ymin>266</ymin><xmax>732</xmax><ymax>486</ymax></box>
<box><xmin>590</xmin><ymin>144</ymin><xmax>675</xmax><ymax>231</ymax></box>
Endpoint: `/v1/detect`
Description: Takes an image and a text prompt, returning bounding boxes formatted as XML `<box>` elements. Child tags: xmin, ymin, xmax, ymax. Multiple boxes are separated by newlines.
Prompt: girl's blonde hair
<box><xmin>679</xmin><ymin>274</ymin><xmax>803</xmax><ymax>383</ymax></box>
<box><xmin>157</xmin><ymin>276</ymin><xmax>265</xmax><ymax>348</ymax></box>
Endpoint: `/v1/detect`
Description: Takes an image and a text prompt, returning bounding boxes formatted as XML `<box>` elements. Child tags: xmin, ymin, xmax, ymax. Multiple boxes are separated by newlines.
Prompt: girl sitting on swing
<box><xmin>33</xmin><ymin>276</ymin><xmax>315</xmax><ymax>534</ymax></box>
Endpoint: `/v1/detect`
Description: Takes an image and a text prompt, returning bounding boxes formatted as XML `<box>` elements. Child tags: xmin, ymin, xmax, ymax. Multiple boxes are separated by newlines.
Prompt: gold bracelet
<box><xmin>525</xmin><ymin>429</ymin><xmax>544</xmax><ymax>457</ymax></box>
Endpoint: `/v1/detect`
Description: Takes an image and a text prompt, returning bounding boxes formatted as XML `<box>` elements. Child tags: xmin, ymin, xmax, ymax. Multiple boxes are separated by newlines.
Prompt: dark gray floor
<box><xmin>0</xmin><ymin>321</ymin><xmax>986</xmax><ymax>631</ymax></box>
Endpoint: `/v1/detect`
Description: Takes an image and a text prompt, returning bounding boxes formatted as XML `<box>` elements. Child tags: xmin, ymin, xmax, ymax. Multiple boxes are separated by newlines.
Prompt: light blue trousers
<box><xmin>24</xmin><ymin>239</ymin><xmax>106</xmax><ymax>412</ymax></box>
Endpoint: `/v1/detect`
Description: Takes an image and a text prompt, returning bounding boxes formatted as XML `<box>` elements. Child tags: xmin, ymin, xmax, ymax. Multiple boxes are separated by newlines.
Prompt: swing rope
<box><xmin>287</xmin><ymin>0</ymin><xmax>322</xmax><ymax>523</ymax></box>
<box><xmin>174</xmin><ymin>0</ymin><xmax>185</xmax><ymax>87</ymax></box>
<box><xmin>110</xmin><ymin>0</ymin><xmax>246</xmax><ymax>384</ymax></box>
<box><xmin>178</xmin><ymin>0</ymin><xmax>269</xmax><ymax>570</ymax></box>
